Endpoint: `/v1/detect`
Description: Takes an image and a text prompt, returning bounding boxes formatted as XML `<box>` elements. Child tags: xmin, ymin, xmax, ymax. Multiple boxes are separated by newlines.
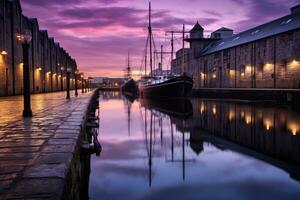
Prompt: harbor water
<box><xmin>89</xmin><ymin>91</ymin><xmax>300</xmax><ymax>200</ymax></box>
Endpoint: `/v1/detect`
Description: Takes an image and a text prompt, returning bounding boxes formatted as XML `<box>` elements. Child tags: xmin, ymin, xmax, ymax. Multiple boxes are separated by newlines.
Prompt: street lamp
<box><xmin>66</xmin><ymin>67</ymin><xmax>72</xmax><ymax>99</ymax></box>
<box><xmin>60</xmin><ymin>66</ymin><xmax>64</xmax><ymax>91</ymax></box>
<box><xmin>1</xmin><ymin>51</ymin><xmax>8</xmax><ymax>95</ymax></box>
<box><xmin>84</xmin><ymin>79</ymin><xmax>87</xmax><ymax>93</ymax></box>
<box><xmin>21</xmin><ymin>30</ymin><xmax>32</xmax><ymax>117</ymax></box>
<box><xmin>1</xmin><ymin>50</ymin><xmax>8</xmax><ymax>55</ymax></box>
<box><xmin>81</xmin><ymin>74</ymin><xmax>84</xmax><ymax>93</ymax></box>
<box><xmin>75</xmin><ymin>69</ymin><xmax>79</xmax><ymax>96</ymax></box>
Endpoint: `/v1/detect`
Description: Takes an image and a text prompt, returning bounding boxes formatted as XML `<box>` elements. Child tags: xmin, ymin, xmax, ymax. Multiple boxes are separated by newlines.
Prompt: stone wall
<box><xmin>0</xmin><ymin>0</ymin><xmax>80</xmax><ymax>96</ymax></box>
<box><xmin>195</xmin><ymin>29</ymin><xmax>300</xmax><ymax>89</ymax></box>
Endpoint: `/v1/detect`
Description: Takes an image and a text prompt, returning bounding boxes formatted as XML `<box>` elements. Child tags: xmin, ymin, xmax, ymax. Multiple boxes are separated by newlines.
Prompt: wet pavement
<box><xmin>89</xmin><ymin>91</ymin><xmax>300</xmax><ymax>200</ymax></box>
<box><xmin>0</xmin><ymin>90</ymin><xmax>94</xmax><ymax>199</ymax></box>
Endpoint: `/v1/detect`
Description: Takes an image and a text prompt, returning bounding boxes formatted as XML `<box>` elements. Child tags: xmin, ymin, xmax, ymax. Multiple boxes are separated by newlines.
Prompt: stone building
<box><xmin>172</xmin><ymin>4</ymin><xmax>300</xmax><ymax>89</ymax></box>
<box><xmin>0</xmin><ymin>0</ymin><xmax>80</xmax><ymax>96</ymax></box>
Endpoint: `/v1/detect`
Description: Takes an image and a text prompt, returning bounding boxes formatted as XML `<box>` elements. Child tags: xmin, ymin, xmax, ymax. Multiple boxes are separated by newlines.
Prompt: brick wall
<box><xmin>193</xmin><ymin>29</ymin><xmax>300</xmax><ymax>89</ymax></box>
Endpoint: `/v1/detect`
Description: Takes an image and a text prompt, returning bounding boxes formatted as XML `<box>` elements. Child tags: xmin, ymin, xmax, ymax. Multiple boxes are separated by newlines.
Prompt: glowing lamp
<box><xmin>18</xmin><ymin>30</ymin><xmax>32</xmax><ymax>44</ymax></box>
<box><xmin>212</xmin><ymin>105</ymin><xmax>217</xmax><ymax>115</ymax></box>
<box><xmin>1</xmin><ymin>51</ymin><xmax>7</xmax><ymax>55</ymax></box>
<box><xmin>36</xmin><ymin>67</ymin><xmax>42</xmax><ymax>71</ymax></box>
<box><xmin>16</xmin><ymin>34</ymin><xmax>22</xmax><ymax>41</ymax></box>
<box><xmin>265</xmin><ymin>63</ymin><xmax>273</xmax><ymax>69</ymax></box>
<box><xmin>60</xmin><ymin>66</ymin><xmax>65</xmax><ymax>71</ymax></box>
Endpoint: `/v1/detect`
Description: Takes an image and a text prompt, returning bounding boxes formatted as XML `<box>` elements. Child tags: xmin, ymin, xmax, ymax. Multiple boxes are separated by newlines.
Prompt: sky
<box><xmin>21</xmin><ymin>0</ymin><xmax>298</xmax><ymax>78</ymax></box>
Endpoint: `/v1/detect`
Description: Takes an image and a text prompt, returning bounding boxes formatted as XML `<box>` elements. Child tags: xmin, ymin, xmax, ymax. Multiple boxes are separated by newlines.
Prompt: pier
<box><xmin>0</xmin><ymin>90</ymin><xmax>99</xmax><ymax>199</ymax></box>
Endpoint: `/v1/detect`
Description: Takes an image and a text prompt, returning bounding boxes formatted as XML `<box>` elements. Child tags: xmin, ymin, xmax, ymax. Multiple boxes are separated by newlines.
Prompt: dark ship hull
<box><xmin>139</xmin><ymin>75</ymin><xmax>193</xmax><ymax>99</ymax></box>
<box><xmin>140</xmin><ymin>98</ymin><xmax>193</xmax><ymax>120</ymax></box>
<box><xmin>121</xmin><ymin>79</ymin><xmax>138</xmax><ymax>97</ymax></box>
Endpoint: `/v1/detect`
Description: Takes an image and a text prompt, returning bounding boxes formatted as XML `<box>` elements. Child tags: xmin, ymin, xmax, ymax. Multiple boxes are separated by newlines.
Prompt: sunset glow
<box><xmin>21</xmin><ymin>0</ymin><xmax>296</xmax><ymax>77</ymax></box>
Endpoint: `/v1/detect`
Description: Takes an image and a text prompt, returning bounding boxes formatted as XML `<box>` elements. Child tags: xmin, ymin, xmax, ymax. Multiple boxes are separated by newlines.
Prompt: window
<box><xmin>280</xmin><ymin>59</ymin><xmax>287</xmax><ymax>71</ymax></box>
<box><xmin>251</xmin><ymin>30</ymin><xmax>260</xmax><ymax>35</ymax></box>
<box><xmin>218</xmin><ymin>42</ymin><xmax>225</xmax><ymax>46</ymax></box>
<box><xmin>240</xmin><ymin>65</ymin><xmax>245</xmax><ymax>73</ymax></box>
<box><xmin>258</xmin><ymin>62</ymin><xmax>263</xmax><ymax>72</ymax></box>
<box><xmin>280</xmin><ymin>18</ymin><xmax>292</xmax><ymax>25</ymax></box>
<box><xmin>233</xmin><ymin>36</ymin><xmax>240</xmax><ymax>41</ymax></box>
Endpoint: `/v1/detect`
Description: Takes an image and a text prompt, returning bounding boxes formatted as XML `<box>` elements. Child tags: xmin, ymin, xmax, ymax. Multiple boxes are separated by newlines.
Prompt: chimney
<box><xmin>291</xmin><ymin>4</ymin><xmax>300</xmax><ymax>15</ymax></box>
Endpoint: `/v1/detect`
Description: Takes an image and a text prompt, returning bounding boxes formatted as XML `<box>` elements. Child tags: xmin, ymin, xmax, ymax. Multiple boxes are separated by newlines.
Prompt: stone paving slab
<box><xmin>0</xmin><ymin>90</ymin><xmax>96</xmax><ymax>199</ymax></box>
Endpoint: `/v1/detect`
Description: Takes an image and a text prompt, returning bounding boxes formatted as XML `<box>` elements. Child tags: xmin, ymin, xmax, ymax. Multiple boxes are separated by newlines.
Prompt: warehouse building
<box><xmin>172</xmin><ymin>4</ymin><xmax>300</xmax><ymax>89</ymax></box>
<box><xmin>0</xmin><ymin>0</ymin><xmax>79</xmax><ymax>96</ymax></box>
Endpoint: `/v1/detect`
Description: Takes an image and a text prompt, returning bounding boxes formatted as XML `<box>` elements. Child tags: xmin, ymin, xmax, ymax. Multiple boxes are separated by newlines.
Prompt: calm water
<box><xmin>89</xmin><ymin>91</ymin><xmax>300</xmax><ymax>200</ymax></box>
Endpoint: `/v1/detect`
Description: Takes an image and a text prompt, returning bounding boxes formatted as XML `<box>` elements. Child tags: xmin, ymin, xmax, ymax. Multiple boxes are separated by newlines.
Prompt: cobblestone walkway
<box><xmin>0</xmin><ymin>90</ymin><xmax>95</xmax><ymax>199</ymax></box>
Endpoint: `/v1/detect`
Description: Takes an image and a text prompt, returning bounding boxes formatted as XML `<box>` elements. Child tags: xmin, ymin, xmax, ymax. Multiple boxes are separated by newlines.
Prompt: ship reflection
<box><xmin>137</xmin><ymin>97</ymin><xmax>300</xmax><ymax>185</ymax></box>
<box><xmin>139</xmin><ymin>98</ymin><xmax>195</xmax><ymax>185</ymax></box>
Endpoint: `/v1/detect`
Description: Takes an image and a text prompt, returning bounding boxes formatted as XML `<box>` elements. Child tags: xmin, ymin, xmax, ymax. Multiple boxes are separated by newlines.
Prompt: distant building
<box><xmin>211</xmin><ymin>27</ymin><xmax>234</xmax><ymax>39</ymax></box>
<box><xmin>91</xmin><ymin>77</ymin><xmax>105</xmax><ymax>84</ymax></box>
<box><xmin>171</xmin><ymin>48</ymin><xmax>190</xmax><ymax>75</ymax></box>
<box><xmin>172</xmin><ymin>4</ymin><xmax>300</xmax><ymax>89</ymax></box>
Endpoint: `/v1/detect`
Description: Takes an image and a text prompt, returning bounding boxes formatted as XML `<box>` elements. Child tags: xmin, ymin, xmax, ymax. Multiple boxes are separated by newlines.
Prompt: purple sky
<box><xmin>21</xmin><ymin>0</ymin><xmax>298</xmax><ymax>77</ymax></box>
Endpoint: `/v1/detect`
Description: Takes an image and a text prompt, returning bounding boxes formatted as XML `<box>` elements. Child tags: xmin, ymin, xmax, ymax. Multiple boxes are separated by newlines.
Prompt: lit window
<box><xmin>280</xmin><ymin>18</ymin><xmax>292</xmax><ymax>25</ymax></box>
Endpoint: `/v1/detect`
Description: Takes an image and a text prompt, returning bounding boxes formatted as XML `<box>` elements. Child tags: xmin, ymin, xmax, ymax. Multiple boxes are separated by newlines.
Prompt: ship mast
<box><xmin>148</xmin><ymin>2</ymin><xmax>153</xmax><ymax>77</ymax></box>
<box><xmin>182</xmin><ymin>24</ymin><xmax>185</xmax><ymax>74</ymax></box>
<box><xmin>126</xmin><ymin>51</ymin><xmax>131</xmax><ymax>78</ymax></box>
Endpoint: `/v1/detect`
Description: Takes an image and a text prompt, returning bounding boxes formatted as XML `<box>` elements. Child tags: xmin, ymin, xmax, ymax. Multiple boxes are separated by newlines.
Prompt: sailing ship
<box><xmin>138</xmin><ymin>2</ymin><xmax>193</xmax><ymax>99</ymax></box>
<box><xmin>121</xmin><ymin>52</ymin><xmax>138</xmax><ymax>97</ymax></box>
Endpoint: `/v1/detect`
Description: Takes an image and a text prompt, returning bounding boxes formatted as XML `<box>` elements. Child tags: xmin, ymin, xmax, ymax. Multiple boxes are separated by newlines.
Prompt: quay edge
<box><xmin>191</xmin><ymin>88</ymin><xmax>300</xmax><ymax>106</ymax></box>
<box><xmin>61</xmin><ymin>89</ymin><xmax>100</xmax><ymax>200</ymax></box>
<box><xmin>0</xmin><ymin>89</ymin><xmax>100</xmax><ymax>200</ymax></box>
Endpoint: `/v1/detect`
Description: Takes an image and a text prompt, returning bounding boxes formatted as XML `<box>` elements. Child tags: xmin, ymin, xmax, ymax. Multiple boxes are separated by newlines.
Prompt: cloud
<box><xmin>22</xmin><ymin>0</ymin><xmax>82</xmax><ymax>7</ymax></box>
<box><xmin>21</xmin><ymin>0</ymin><xmax>297</xmax><ymax>77</ymax></box>
<box><xmin>22</xmin><ymin>0</ymin><xmax>125</xmax><ymax>7</ymax></box>
<box><xmin>233</xmin><ymin>0</ymin><xmax>296</xmax><ymax>31</ymax></box>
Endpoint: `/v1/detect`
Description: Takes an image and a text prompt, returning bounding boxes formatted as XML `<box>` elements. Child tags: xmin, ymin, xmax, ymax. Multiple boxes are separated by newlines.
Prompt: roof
<box><xmin>8</xmin><ymin>0</ymin><xmax>22</xmax><ymax>12</ymax></box>
<box><xmin>29</xmin><ymin>18</ymin><xmax>39</xmax><ymax>30</ymax></box>
<box><xmin>213</xmin><ymin>27</ymin><xmax>233</xmax><ymax>32</ymax></box>
<box><xmin>190</xmin><ymin>21</ymin><xmax>204</xmax><ymax>32</ymax></box>
<box><xmin>202</xmin><ymin>9</ymin><xmax>300</xmax><ymax>55</ymax></box>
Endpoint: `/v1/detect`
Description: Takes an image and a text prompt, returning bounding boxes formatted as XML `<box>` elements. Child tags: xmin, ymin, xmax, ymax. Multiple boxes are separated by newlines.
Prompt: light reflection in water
<box><xmin>89</xmin><ymin>91</ymin><xmax>300</xmax><ymax>200</ymax></box>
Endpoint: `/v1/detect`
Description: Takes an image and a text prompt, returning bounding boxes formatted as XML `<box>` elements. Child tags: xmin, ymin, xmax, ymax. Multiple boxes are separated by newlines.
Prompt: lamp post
<box><xmin>84</xmin><ymin>79</ymin><xmax>87</xmax><ymax>93</ymax></box>
<box><xmin>1</xmin><ymin>51</ymin><xmax>8</xmax><ymax>95</ymax></box>
<box><xmin>81</xmin><ymin>74</ymin><xmax>84</xmax><ymax>93</ymax></box>
<box><xmin>60</xmin><ymin>66</ymin><xmax>64</xmax><ymax>91</ymax></box>
<box><xmin>75</xmin><ymin>69</ymin><xmax>79</xmax><ymax>96</ymax></box>
<box><xmin>21</xmin><ymin>30</ymin><xmax>33</xmax><ymax>117</ymax></box>
<box><xmin>66</xmin><ymin>67</ymin><xmax>71</xmax><ymax>99</ymax></box>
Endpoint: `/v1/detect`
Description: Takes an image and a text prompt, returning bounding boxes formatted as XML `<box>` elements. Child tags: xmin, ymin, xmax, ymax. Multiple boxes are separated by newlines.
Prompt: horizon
<box><xmin>22</xmin><ymin>0</ymin><xmax>298</xmax><ymax>78</ymax></box>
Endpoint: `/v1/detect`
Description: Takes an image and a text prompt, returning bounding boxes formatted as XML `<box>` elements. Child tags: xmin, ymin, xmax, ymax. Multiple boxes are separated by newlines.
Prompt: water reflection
<box><xmin>89</xmin><ymin>91</ymin><xmax>300</xmax><ymax>200</ymax></box>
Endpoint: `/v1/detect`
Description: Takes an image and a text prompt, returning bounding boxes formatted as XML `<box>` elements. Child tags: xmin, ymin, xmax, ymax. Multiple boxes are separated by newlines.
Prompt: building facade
<box><xmin>172</xmin><ymin>4</ymin><xmax>300</xmax><ymax>89</ymax></box>
<box><xmin>0</xmin><ymin>0</ymin><xmax>80</xmax><ymax>96</ymax></box>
